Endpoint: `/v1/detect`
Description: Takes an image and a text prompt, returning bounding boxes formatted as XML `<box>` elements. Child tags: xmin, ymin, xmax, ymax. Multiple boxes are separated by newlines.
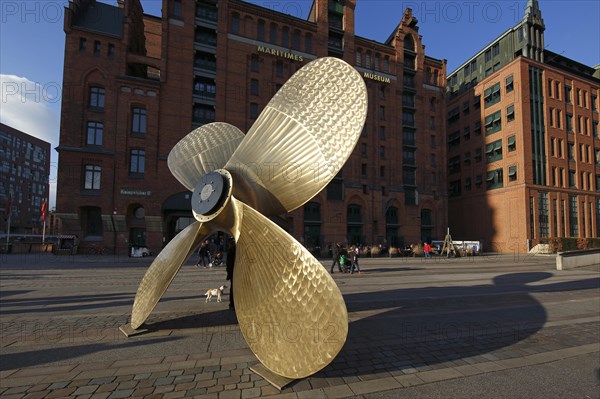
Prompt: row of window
<box><xmin>549</xmin><ymin>109</ymin><xmax>600</xmax><ymax>137</ymax></box>
<box><xmin>449</xmin><ymin>136</ymin><xmax>517</xmax><ymax>173</ymax></box>
<box><xmin>531</xmin><ymin>195</ymin><xmax>600</xmax><ymax>239</ymax></box>
<box><xmin>549</xmin><ymin>137</ymin><xmax>600</xmax><ymax>165</ymax></box>
<box><xmin>548</xmin><ymin>79</ymin><xmax>599</xmax><ymax>111</ymax></box>
<box><xmin>449</xmin><ymin>165</ymin><xmax>516</xmax><ymax>197</ymax></box>
<box><xmin>86</xmin><ymin>86</ymin><xmax>148</xmax><ymax>144</ymax></box>
<box><xmin>83</xmin><ymin>151</ymin><xmax>146</xmax><ymax>190</ymax></box>
<box><xmin>549</xmin><ymin>167</ymin><xmax>600</xmax><ymax>192</ymax></box>
<box><xmin>79</xmin><ymin>37</ymin><xmax>114</xmax><ymax>58</ymax></box>
<box><xmin>230</xmin><ymin>12</ymin><xmax>313</xmax><ymax>54</ymax></box>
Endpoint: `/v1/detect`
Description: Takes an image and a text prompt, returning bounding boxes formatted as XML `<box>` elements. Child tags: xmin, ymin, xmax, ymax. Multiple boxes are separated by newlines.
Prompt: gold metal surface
<box><xmin>131</xmin><ymin>221</ymin><xmax>209</xmax><ymax>329</ymax></box>
<box><xmin>128</xmin><ymin>57</ymin><xmax>367</xmax><ymax>379</ymax></box>
<box><xmin>168</xmin><ymin>123</ymin><xmax>245</xmax><ymax>191</ymax></box>
<box><xmin>230</xmin><ymin>196</ymin><xmax>348</xmax><ymax>379</ymax></box>
<box><xmin>225</xmin><ymin>57</ymin><xmax>367</xmax><ymax>216</ymax></box>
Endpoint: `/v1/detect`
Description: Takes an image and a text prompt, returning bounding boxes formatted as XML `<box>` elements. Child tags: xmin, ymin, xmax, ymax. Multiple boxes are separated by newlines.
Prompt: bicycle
<box><xmin>88</xmin><ymin>244</ymin><xmax>107</xmax><ymax>255</ymax></box>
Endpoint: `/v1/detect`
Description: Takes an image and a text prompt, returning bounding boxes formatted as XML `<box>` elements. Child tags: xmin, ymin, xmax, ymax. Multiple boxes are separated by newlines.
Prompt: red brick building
<box><xmin>56</xmin><ymin>0</ymin><xmax>447</xmax><ymax>254</ymax></box>
<box><xmin>446</xmin><ymin>0</ymin><xmax>600</xmax><ymax>252</ymax></box>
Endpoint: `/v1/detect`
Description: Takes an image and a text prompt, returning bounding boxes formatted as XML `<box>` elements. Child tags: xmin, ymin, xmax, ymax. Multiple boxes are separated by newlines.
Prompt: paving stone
<box><xmin>348</xmin><ymin>377</ymin><xmax>401</xmax><ymax>395</ymax></box>
<box><xmin>241</xmin><ymin>387</ymin><xmax>261</xmax><ymax>398</ymax></box>
<box><xmin>1</xmin><ymin>394</ymin><xmax>25</xmax><ymax>399</ymax></box>
<box><xmin>206</xmin><ymin>385</ymin><xmax>225</xmax><ymax>394</ymax></box>
<box><xmin>5</xmin><ymin>385</ymin><xmax>29</xmax><ymax>394</ymax></box>
<box><xmin>322</xmin><ymin>384</ymin><xmax>355</xmax><ymax>399</ymax></box>
<box><xmin>218</xmin><ymin>389</ymin><xmax>241</xmax><ymax>399</ymax></box>
<box><xmin>47</xmin><ymin>381</ymin><xmax>70</xmax><ymax>390</ymax></box>
<box><xmin>155</xmin><ymin>376</ymin><xmax>175</xmax><ymax>386</ymax></box>
<box><xmin>114</xmin><ymin>375</ymin><xmax>134</xmax><ymax>383</ymax></box>
<box><xmin>107</xmin><ymin>389</ymin><xmax>135</xmax><ymax>399</ymax></box>
<box><xmin>164</xmin><ymin>391</ymin><xmax>186</xmax><ymax>399</ymax></box>
<box><xmin>196</xmin><ymin>379</ymin><xmax>217</xmax><ymax>389</ymax></box>
<box><xmin>89</xmin><ymin>377</ymin><xmax>116</xmax><ymax>385</ymax></box>
<box><xmin>22</xmin><ymin>391</ymin><xmax>48</xmax><ymax>399</ymax></box>
<box><xmin>260</xmin><ymin>385</ymin><xmax>281</xmax><ymax>396</ymax></box>
<box><xmin>154</xmin><ymin>384</ymin><xmax>176</xmax><ymax>394</ymax></box>
<box><xmin>74</xmin><ymin>385</ymin><xmax>99</xmax><ymax>395</ymax></box>
<box><xmin>95</xmin><ymin>383</ymin><xmax>119</xmax><ymax>393</ymax></box>
<box><xmin>132</xmin><ymin>387</ymin><xmax>155</xmax><ymax>396</ymax></box>
<box><xmin>195</xmin><ymin>372</ymin><xmax>215</xmax><ymax>382</ymax></box>
<box><xmin>417</xmin><ymin>367</ymin><xmax>464</xmax><ymax>383</ymax></box>
<box><xmin>46</xmin><ymin>387</ymin><xmax>76</xmax><ymax>398</ymax></box>
<box><xmin>116</xmin><ymin>380</ymin><xmax>138</xmax><ymax>390</ymax></box>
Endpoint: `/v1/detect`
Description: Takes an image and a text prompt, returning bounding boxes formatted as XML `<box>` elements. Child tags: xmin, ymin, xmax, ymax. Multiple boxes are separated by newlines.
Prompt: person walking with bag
<box><xmin>330</xmin><ymin>243</ymin><xmax>344</xmax><ymax>273</ymax></box>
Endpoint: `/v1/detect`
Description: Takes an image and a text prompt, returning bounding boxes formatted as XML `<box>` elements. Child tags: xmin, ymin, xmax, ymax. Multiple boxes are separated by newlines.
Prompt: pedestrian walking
<box><xmin>424</xmin><ymin>242</ymin><xmax>432</xmax><ymax>258</ymax></box>
<box><xmin>349</xmin><ymin>245</ymin><xmax>362</xmax><ymax>274</ymax></box>
<box><xmin>196</xmin><ymin>241</ymin><xmax>210</xmax><ymax>268</ymax></box>
<box><xmin>330</xmin><ymin>243</ymin><xmax>344</xmax><ymax>273</ymax></box>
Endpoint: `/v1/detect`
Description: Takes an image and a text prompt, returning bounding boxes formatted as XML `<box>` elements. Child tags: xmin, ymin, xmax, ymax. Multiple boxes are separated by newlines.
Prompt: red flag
<box><xmin>41</xmin><ymin>199</ymin><xmax>47</xmax><ymax>222</ymax></box>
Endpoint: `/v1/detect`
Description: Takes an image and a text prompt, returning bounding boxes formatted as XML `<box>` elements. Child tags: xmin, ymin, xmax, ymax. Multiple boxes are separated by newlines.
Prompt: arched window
<box><xmin>365</xmin><ymin>51</ymin><xmax>371</xmax><ymax>69</ymax></box>
<box><xmin>375</xmin><ymin>53</ymin><xmax>381</xmax><ymax>71</ymax></box>
<box><xmin>231</xmin><ymin>12</ymin><xmax>240</xmax><ymax>34</ymax></box>
<box><xmin>292</xmin><ymin>29</ymin><xmax>301</xmax><ymax>50</ymax></box>
<box><xmin>304</xmin><ymin>202</ymin><xmax>322</xmax><ymax>254</ymax></box>
<box><xmin>257</xmin><ymin>20</ymin><xmax>265</xmax><ymax>41</ymax></box>
<box><xmin>421</xmin><ymin>208</ymin><xmax>433</xmax><ymax>243</ymax></box>
<box><xmin>281</xmin><ymin>26</ymin><xmax>289</xmax><ymax>47</ymax></box>
<box><xmin>403</xmin><ymin>34</ymin><xmax>415</xmax><ymax>51</ymax></box>
<box><xmin>356</xmin><ymin>48</ymin><xmax>362</xmax><ymax>66</ymax></box>
<box><xmin>347</xmin><ymin>204</ymin><xmax>363</xmax><ymax>245</ymax></box>
<box><xmin>305</xmin><ymin>33</ymin><xmax>313</xmax><ymax>53</ymax></box>
<box><xmin>269</xmin><ymin>23</ymin><xmax>277</xmax><ymax>44</ymax></box>
<box><xmin>385</xmin><ymin>206</ymin><xmax>400</xmax><ymax>247</ymax></box>
<box><xmin>383</xmin><ymin>56</ymin><xmax>390</xmax><ymax>73</ymax></box>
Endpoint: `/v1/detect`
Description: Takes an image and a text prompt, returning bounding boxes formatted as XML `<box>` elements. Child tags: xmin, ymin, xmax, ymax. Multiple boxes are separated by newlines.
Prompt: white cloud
<box><xmin>0</xmin><ymin>74</ymin><xmax>61</xmax><ymax>209</ymax></box>
<box><xmin>0</xmin><ymin>74</ymin><xmax>60</xmax><ymax>146</ymax></box>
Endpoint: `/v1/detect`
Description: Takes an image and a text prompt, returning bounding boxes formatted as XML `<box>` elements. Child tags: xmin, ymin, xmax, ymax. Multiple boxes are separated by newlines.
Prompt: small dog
<box><xmin>205</xmin><ymin>285</ymin><xmax>226</xmax><ymax>302</ymax></box>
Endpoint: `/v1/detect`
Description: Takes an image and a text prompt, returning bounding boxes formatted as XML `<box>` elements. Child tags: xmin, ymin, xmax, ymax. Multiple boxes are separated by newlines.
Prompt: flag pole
<box><xmin>5</xmin><ymin>212</ymin><xmax>10</xmax><ymax>253</ymax></box>
<box><xmin>41</xmin><ymin>198</ymin><xmax>47</xmax><ymax>245</ymax></box>
<box><xmin>5</xmin><ymin>192</ymin><xmax>12</xmax><ymax>253</ymax></box>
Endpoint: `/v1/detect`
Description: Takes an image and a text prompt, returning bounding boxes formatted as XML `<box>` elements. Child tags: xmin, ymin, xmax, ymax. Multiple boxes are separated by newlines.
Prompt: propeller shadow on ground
<box><xmin>313</xmin><ymin>272</ymin><xmax>599</xmax><ymax>379</ymax></box>
<box><xmin>0</xmin><ymin>336</ymin><xmax>182</xmax><ymax>370</ymax></box>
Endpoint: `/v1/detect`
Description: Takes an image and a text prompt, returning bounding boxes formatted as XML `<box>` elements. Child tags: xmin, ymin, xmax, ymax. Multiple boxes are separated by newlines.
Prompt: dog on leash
<box><xmin>205</xmin><ymin>285</ymin><xmax>226</xmax><ymax>302</ymax></box>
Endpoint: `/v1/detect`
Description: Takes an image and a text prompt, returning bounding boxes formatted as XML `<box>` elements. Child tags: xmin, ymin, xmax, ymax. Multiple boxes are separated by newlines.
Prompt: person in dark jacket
<box><xmin>330</xmin><ymin>243</ymin><xmax>344</xmax><ymax>273</ymax></box>
<box><xmin>226</xmin><ymin>243</ymin><xmax>236</xmax><ymax>310</ymax></box>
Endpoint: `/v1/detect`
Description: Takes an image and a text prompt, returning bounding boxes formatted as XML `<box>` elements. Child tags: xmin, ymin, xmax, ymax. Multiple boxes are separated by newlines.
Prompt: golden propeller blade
<box><xmin>228</xmin><ymin>196</ymin><xmax>348</xmax><ymax>379</ymax></box>
<box><xmin>131</xmin><ymin>221</ymin><xmax>210</xmax><ymax>329</ymax></box>
<box><xmin>168</xmin><ymin>122</ymin><xmax>245</xmax><ymax>191</ymax></box>
<box><xmin>225</xmin><ymin>57</ymin><xmax>368</xmax><ymax>216</ymax></box>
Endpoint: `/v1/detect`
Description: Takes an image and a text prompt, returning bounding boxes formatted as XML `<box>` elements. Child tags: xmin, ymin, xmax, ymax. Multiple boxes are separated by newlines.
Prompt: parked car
<box><xmin>130</xmin><ymin>246</ymin><xmax>152</xmax><ymax>257</ymax></box>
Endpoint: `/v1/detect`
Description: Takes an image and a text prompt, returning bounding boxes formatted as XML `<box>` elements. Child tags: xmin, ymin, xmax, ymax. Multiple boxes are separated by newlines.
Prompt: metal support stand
<box><xmin>250</xmin><ymin>363</ymin><xmax>295</xmax><ymax>390</ymax></box>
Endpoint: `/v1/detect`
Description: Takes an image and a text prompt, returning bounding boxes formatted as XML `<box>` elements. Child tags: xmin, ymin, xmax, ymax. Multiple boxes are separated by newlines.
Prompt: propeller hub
<box><xmin>192</xmin><ymin>171</ymin><xmax>229</xmax><ymax>216</ymax></box>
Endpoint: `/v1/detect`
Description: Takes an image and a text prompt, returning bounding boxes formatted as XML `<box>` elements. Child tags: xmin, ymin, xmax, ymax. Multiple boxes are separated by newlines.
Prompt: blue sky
<box><xmin>1</xmin><ymin>0</ymin><xmax>599</xmax><ymax>208</ymax></box>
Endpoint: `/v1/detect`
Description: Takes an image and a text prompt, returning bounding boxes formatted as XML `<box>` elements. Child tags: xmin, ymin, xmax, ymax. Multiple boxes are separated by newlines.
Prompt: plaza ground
<box><xmin>1</xmin><ymin>253</ymin><xmax>598</xmax><ymax>398</ymax></box>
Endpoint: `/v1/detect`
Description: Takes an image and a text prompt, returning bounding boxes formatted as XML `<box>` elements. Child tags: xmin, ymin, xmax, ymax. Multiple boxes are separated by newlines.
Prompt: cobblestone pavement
<box><xmin>1</xmin><ymin>253</ymin><xmax>598</xmax><ymax>398</ymax></box>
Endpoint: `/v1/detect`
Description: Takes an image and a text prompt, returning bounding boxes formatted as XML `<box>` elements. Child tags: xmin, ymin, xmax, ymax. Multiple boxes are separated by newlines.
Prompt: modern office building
<box><xmin>56</xmin><ymin>0</ymin><xmax>448</xmax><ymax>254</ymax></box>
<box><xmin>446</xmin><ymin>0</ymin><xmax>600</xmax><ymax>252</ymax></box>
<box><xmin>0</xmin><ymin>123</ymin><xmax>51</xmax><ymax>235</ymax></box>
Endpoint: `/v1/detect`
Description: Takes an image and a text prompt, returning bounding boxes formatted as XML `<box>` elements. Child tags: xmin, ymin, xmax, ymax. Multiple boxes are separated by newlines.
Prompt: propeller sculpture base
<box><xmin>250</xmin><ymin>363</ymin><xmax>295</xmax><ymax>390</ymax></box>
<box><xmin>119</xmin><ymin>323</ymin><xmax>147</xmax><ymax>337</ymax></box>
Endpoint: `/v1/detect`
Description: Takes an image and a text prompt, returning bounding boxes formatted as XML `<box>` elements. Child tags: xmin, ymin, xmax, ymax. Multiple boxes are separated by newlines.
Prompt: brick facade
<box><xmin>446</xmin><ymin>0</ymin><xmax>600</xmax><ymax>252</ymax></box>
<box><xmin>56</xmin><ymin>0</ymin><xmax>448</xmax><ymax>254</ymax></box>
